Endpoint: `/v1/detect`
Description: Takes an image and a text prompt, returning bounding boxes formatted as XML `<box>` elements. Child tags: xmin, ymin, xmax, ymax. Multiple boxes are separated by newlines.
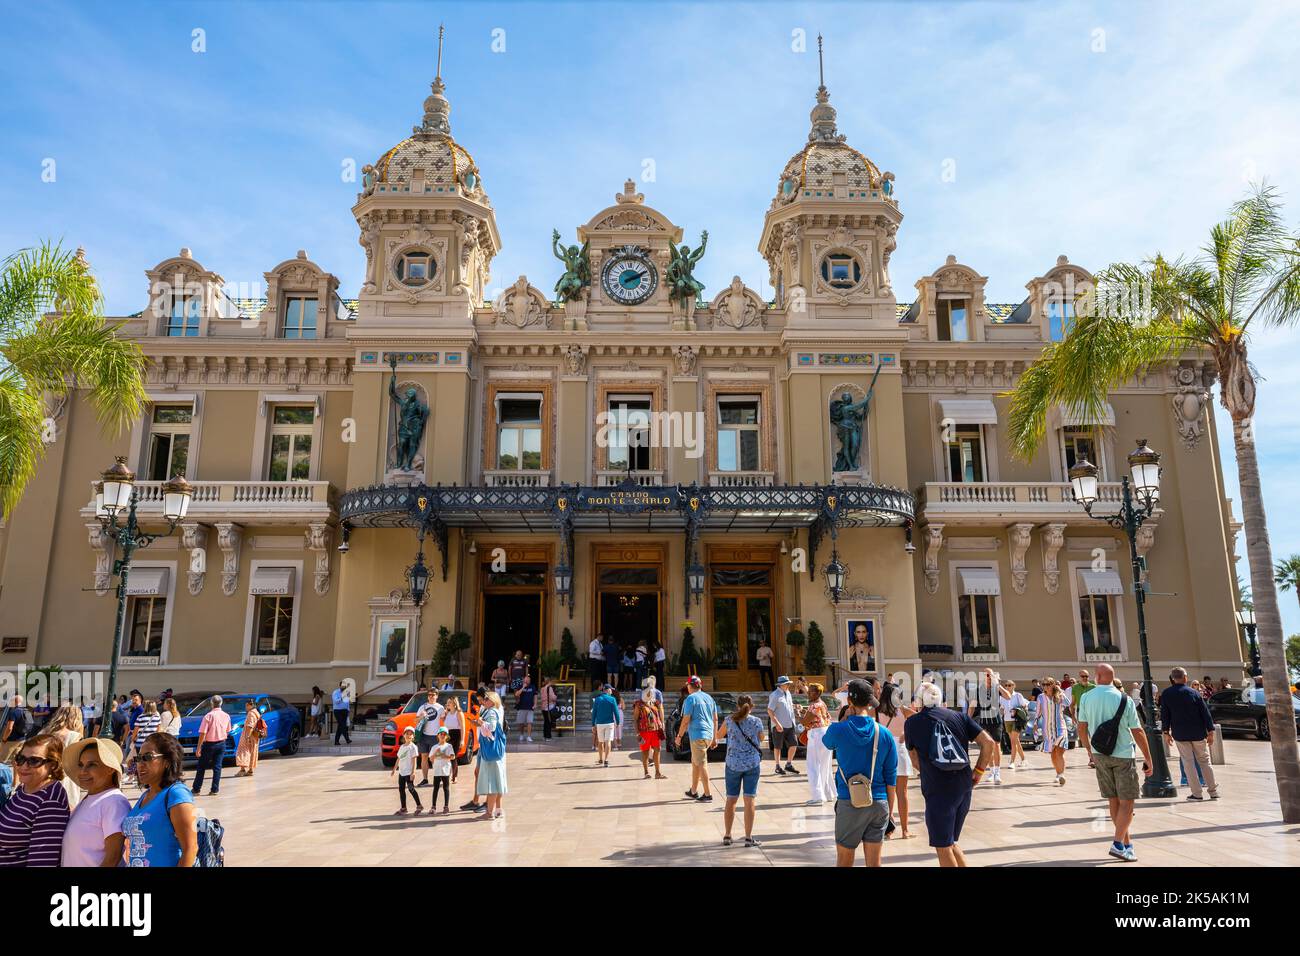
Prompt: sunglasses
<box><xmin>135</xmin><ymin>752</ymin><xmax>168</xmax><ymax>763</ymax></box>
<box><xmin>13</xmin><ymin>755</ymin><xmax>54</xmax><ymax>768</ymax></box>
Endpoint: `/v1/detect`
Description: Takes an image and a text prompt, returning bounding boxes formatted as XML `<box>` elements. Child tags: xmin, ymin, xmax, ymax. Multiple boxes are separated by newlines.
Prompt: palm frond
<box><xmin>0</xmin><ymin>374</ymin><xmax>51</xmax><ymax>519</ymax></box>
<box><xmin>0</xmin><ymin>241</ymin><xmax>101</xmax><ymax>334</ymax></box>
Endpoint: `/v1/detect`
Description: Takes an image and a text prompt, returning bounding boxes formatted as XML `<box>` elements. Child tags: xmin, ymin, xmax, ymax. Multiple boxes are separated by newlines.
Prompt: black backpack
<box><xmin>1088</xmin><ymin>693</ymin><xmax>1132</xmax><ymax>757</ymax></box>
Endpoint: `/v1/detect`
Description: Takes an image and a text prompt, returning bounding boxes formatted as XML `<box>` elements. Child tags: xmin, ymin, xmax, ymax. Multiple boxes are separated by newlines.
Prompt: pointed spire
<box><xmin>418</xmin><ymin>24</ymin><xmax>452</xmax><ymax>136</ymax></box>
<box><xmin>808</xmin><ymin>33</ymin><xmax>843</xmax><ymax>144</ymax></box>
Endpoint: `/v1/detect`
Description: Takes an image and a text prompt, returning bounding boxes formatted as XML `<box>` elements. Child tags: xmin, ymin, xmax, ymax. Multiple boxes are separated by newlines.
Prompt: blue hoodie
<box><xmin>823</xmin><ymin>714</ymin><xmax>898</xmax><ymax>802</ymax></box>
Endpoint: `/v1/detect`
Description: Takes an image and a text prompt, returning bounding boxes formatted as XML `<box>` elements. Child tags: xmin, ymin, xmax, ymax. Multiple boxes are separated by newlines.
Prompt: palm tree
<box><xmin>1276</xmin><ymin>555</ymin><xmax>1300</xmax><ymax>616</ymax></box>
<box><xmin>1</xmin><ymin>241</ymin><xmax>146</xmax><ymax>518</ymax></box>
<box><xmin>1006</xmin><ymin>185</ymin><xmax>1300</xmax><ymax>822</ymax></box>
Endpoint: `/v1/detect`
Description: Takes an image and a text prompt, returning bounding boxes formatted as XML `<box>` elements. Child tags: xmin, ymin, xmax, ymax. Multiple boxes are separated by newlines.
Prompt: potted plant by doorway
<box><xmin>804</xmin><ymin>621</ymin><xmax>827</xmax><ymax>682</ymax></box>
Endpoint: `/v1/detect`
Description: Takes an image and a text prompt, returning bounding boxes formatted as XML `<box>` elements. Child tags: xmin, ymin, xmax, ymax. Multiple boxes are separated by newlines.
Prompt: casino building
<box><xmin>0</xmin><ymin>64</ymin><xmax>1246</xmax><ymax>701</ymax></box>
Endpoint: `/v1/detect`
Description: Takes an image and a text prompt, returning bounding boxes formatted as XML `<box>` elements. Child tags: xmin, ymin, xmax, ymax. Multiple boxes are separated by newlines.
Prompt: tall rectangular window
<box><xmin>1079</xmin><ymin>592</ymin><xmax>1115</xmax><ymax>652</ymax></box>
<box><xmin>268</xmin><ymin>405</ymin><xmax>314</xmax><ymax>481</ymax></box>
<box><xmin>1062</xmin><ymin>427</ymin><xmax>1099</xmax><ymax>479</ymax></box>
<box><xmin>126</xmin><ymin>596</ymin><xmax>165</xmax><ymax>656</ymax></box>
<box><xmin>496</xmin><ymin>396</ymin><xmax>542</xmax><ymax>471</ymax></box>
<box><xmin>717</xmin><ymin>397</ymin><xmax>760</xmax><ymax>472</ymax></box>
<box><xmin>282</xmin><ymin>297</ymin><xmax>319</xmax><ymax>339</ymax></box>
<box><xmin>946</xmin><ymin>426</ymin><xmax>985</xmax><ymax>483</ymax></box>
<box><xmin>606</xmin><ymin>396</ymin><xmax>651</xmax><ymax>472</ymax></box>
<box><xmin>1048</xmin><ymin>300</ymin><xmax>1074</xmax><ymax>341</ymax></box>
<box><xmin>147</xmin><ymin>405</ymin><xmax>192</xmax><ymax>481</ymax></box>
<box><xmin>167</xmin><ymin>296</ymin><xmax>201</xmax><ymax>337</ymax></box>
<box><xmin>255</xmin><ymin>595</ymin><xmax>294</xmax><ymax>655</ymax></box>
<box><xmin>958</xmin><ymin>593</ymin><xmax>998</xmax><ymax>653</ymax></box>
<box><xmin>936</xmin><ymin>298</ymin><xmax>970</xmax><ymax>341</ymax></box>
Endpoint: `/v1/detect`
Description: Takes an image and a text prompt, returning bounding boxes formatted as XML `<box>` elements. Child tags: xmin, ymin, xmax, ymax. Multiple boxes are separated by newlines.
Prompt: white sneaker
<box><xmin>1056</xmin><ymin>774</ymin><xmax>1066</xmax><ymax>787</ymax></box>
<box><xmin>527</xmin><ymin>736</ymin><xmax>534</xmax><ymax>742</ymax></box>
<box><xmin>992</xmin><ymin>768</ymin><xmax>1002</xmax><ymax>785</ymax></box>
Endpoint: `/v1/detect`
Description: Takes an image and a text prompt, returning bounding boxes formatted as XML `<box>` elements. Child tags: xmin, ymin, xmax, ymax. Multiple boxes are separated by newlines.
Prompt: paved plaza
<box><xmin>199</xmin><ymin>737</ymin><xmax>1298</xmax><ymax>867</ymax></box>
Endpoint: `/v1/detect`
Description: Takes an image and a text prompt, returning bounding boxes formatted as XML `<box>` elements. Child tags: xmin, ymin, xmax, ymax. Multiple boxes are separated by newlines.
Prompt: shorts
<box><xmin>834</xmin><ymin>798</ymin><xmax>890</xmax><ymax>848</ymax></box>
<box><xmin>516</xmin><ymin>709</ymin><xmax>534</xmax><ymax>725</ymax></box>
<box><xmin>639</xmin><ymin>731</ymin><xmax>662</xmax><ymax>751</ymax></box>
<box><xmin>921</xmin><ymin>779</ymin><xmax>974</xmax><ymax>848</ymax></box>
<box><xmin>595</xmin><ymin>723</ymin><xmax>615</xmax><ymax>743</ymax></box>
<box><xmin>417</xmin><ymin>734</ymin><xmax>438</xmax><ymax>755</ymax></box>
<box><xmin>770</xmin><ymin>724</ymin><xmax>798</xmax><ymax>751</ymax></box>
<box><xmin>979</xmin><ymin>718</ymin><xmax>1004</xmax><ymax>743</ymax></box>
<box><xmin>725</xmin><ymin>765</ymin><xmax>760</xmax><ymax>798</ymax></box>
<box><xmin>689</xmin><ymin>738</ymin><xmax>711</xmax><ymax>766</ymax></box>
<box><xmin>1093</xmin><ymin>752</ymin><xmax>1140</xmax><ymax>800</ymax></box>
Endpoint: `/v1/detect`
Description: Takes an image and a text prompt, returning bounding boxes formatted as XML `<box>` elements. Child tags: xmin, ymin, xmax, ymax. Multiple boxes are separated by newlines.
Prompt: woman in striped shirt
<box><xmin>128</xmin><ymin>701</ymin><xmax>163</xmax><ymax>785</ymax></box>
<box><xmin>0</xmin><ymin>735</ymin><xmax>71</xmax><ymax>867</ymax></box>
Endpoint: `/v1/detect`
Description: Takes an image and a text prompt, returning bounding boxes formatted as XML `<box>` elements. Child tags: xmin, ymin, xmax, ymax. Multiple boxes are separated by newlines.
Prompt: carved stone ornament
<box><xmin>673</xmin><ymin>344</ymin><xmax>698</xmax><ymax>376</ymax></box>
<box><xmin>563</xmin><ymin>344</ymin><xmax>588</xmax><ymax>376</ymax></box>
<box><xmin>454</xmin><ymin>217</ymin><xmax>480</xmax><ymax>295</ymax></box>
<box><xmin>923</xmin><ymin>523</ymin><xmax>944</xmax><ymax>595</ymax></box>
<box><xmin>181</xmin><ymin>523</ymin><xmax>209</xmax><ymax>596</ymax></box>
<box><xmin>1171</xmin><ymin>366</ymin><xmax>1209</xmax><ymax>449</ymax></box>
<box><xmin>1008</xmin><ymin>523</ymin><xmax>1033</xmax><ymax>595</ymax></box>
<box><xmin>305</xmin><ymin>522</ymin><xmax>333</xmax><ymax>596</ymax></box>
<box><xmin>1041</xmin><ymin>522</ymin><xmax>1067</xmax><ymax>594</ymax></box>
<box><xmin>87</xmin><ymin>523</ymin><xmax>114</xmax><ymax>596</ymax></box>
<box><xmin>709</xmin><ymin>276</ymin><xmax>766</xmax><ymax>330</ymax></box>
<box><xmin>493</xmin><ymin>275</ymin><xmax>551</xmax><ymax>330</ymax></box>
<box><xmin>216</xmin><ymin>522</ymin><xmax>243</xmax><ymax>597</ymax></box>
<box><xmin>383</xmin><ymin>229</ymin><xmax>447</xmax><ymax>301</ymax></box>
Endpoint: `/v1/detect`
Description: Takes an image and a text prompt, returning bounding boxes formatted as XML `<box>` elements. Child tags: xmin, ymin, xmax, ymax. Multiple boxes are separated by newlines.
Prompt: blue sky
<box><xmin>3</xmin><ymin>0</ymin><xmax>1299</xmax><ymax>633</ymax></box>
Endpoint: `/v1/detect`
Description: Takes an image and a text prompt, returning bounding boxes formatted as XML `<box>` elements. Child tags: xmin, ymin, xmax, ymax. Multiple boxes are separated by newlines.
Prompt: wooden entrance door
<box><xmin>707</xmin><ymin>546</ymin><xmax>778</xmax><ymax>691</ymax></box>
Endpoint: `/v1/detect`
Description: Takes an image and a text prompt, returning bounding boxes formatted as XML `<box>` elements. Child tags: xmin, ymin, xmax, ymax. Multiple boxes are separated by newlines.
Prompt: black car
<box><xmin>1207</xmin><ymin>689</ymin><xmax>1300</xmax><ymax>740</ymax></box>
<box><xmin>665</xmin><ymin>693</ymin><xmax>738</xmax><ymax>761</ymax></box>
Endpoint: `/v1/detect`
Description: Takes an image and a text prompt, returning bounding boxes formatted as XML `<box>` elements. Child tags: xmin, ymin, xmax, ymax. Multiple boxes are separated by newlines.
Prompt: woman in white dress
<box><xmin>873</xmin><ymin>681</ymin><xmax>915</xmax><ymax>839</ymax></box>
<box><xmin>801</xmin><ymin>684</ymin><xmax>835</xmax><ymax>805</ymax></box>
<box><xmin>157</xmin><ymin>698</ymin><xmax>182</xmax><ymax>737</ymax></box>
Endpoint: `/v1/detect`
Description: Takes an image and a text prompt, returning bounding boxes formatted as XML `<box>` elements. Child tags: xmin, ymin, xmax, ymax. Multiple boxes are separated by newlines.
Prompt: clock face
<box><xmin>601</xmin><ymin>253</ymin><xmax>657</xmax><ymax>305</ymax></box>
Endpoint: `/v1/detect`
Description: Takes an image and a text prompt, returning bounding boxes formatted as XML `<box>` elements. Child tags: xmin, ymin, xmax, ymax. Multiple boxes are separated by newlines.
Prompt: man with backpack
<box><xmin>822</xmin><ymin>679</ymin><xmax>897</xmax><ymax>867</ymax></box>
<box><xmin>1076</xmin><ymin>663</ymin><xmax>1154</xmax><ymax>862</ymax></box>
<box><xmin>903</xmin><ymin>681</ymin><xmax>996</xmax><ymax>867</ymax></box>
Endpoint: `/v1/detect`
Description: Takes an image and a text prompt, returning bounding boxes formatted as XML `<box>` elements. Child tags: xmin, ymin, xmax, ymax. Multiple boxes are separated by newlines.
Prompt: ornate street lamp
<box><xmin>95</xmin><ymin>457</ymin><xmax>193</xmax><ymax>740</ymax></box>
<box><xmin>406</xmin><ymin>550</ymin><xmax>430</xmax><ymax>608</ymax></box>
<box><xmin>553</xmin><ymin>559</ymin><xmax>572</xmax><ymax>606</ymax></box>
<box><xmin>825</xmin><ymin>550</ymin><xmax>846</xmax><ymax>604</ymax></box>
<box><xmin>1071</xmin><ymin>439</ymin><xmax>1174</xmax><ymax>798</ymax></box>
<box><xmin>687</xmin><ymin>556</ymin><xmax>706</xmax><ymax>605</ymax></box>
<box><xmin>1236</xmin><ymin>606</ymin><xmax>1260</xmax><ymax>678</ymax></box>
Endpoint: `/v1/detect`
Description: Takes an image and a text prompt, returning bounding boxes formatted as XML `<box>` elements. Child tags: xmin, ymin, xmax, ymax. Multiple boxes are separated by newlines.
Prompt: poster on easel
<box><xmin>553</xmin><ymin>682</ymin><xmax>577</xmax><ymax>731</ymax></box>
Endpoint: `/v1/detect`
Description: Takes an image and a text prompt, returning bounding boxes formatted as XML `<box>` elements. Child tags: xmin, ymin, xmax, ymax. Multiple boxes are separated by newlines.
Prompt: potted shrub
<box><xmin>804</xmin><ymin>620</ymin><xmax>827</xmax><ymax>680</ymax></box>
<box><xmin>785</xmin><ymin>627</ymin><xmax>806</xmax><ymax>675</ymax></box>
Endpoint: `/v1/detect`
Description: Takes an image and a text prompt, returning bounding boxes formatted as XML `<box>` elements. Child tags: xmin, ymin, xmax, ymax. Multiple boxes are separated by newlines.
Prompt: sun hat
<box><xmin>62</xmin><ymin>737</ymin><xmax>124</xmax><ymax>782</ymax></box>
<box><xmin>776</xmin><ymin>675</ymin><xmax>793</xmax><ymax>686</ymax></box>
<box><xmin>436</xmin><ymin>727</ymin><xmax>449</xmax><ymax>736</ymax></box>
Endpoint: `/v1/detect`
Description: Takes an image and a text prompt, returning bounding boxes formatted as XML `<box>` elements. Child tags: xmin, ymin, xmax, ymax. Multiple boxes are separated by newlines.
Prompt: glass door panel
<box><xmin>712</xmin><ymin>596</ymin><xmax>739</xmax><ymax>670</ymax></box>
<box><xmin>744</xmin><ymin>597</ymin><xmax>771</xmax><ymax>670</ymax></box>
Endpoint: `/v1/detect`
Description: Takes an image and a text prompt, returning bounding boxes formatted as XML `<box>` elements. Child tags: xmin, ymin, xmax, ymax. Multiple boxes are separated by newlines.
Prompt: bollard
<box><xmin>1210</xmin><ymin>723</ymin><xmax>1226</xmax><ymax>765</ymax></box>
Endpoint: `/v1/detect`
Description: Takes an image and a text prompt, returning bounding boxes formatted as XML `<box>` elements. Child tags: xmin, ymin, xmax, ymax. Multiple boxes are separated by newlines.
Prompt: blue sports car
<box><xmin>174</xmin><ymin>693</ymin><xmax>303</xmax><ymax>763</ymax></box>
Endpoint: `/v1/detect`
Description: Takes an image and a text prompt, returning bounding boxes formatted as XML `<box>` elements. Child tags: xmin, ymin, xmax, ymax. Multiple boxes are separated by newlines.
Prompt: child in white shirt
<box><xmin>429</xmin><ymin>727</ymin><xmax>455</xmax><ymax>814</ymax></box>
<box><xmin>392</xmin><ymin>727</ymin><xmax>424</xmax><ymax>815</ymax></box>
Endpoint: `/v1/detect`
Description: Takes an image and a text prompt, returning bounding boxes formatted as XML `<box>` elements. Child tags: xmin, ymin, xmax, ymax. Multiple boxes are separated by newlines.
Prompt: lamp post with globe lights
<box><xmin>93</xmin><ymin>457</ymin><xmax>193</xmax><ymax>740</ymax></box>
<box><xmin>1068</xmin><ymin>438</ymin><xmax>1175</xmax><ymax>798</ymax></box>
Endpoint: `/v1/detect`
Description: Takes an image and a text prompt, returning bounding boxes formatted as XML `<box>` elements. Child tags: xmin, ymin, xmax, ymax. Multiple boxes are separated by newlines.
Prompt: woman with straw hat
<box><xmin>60</xmin><ymin>738</ymin><xmax>130</xmax><ymax>867</ymax></box>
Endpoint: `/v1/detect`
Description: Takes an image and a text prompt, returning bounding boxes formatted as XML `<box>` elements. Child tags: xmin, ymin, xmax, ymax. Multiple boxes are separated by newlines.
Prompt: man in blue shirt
<box><xmin>332</xmin><ymin>681</ymin><xmax>352</xmax><ymax>745</ymax></box>
<box><xmin>1077</xmin><ymin>663</ymin><xmax>1155</xmax><ymax>862</ymax></box>
<box><xmin>674</xmin><ymin>675</ymin><xmax>718</xmax><ymax>802</ymax></box>
<box><xmin>1159</xmin><ymin>667</ymin><xmax>1219</xmax><ymax>801</ymax></box>
<box><xmin>823</xmin><ymin>679</ymin><xmax>897</xmax><ymax>867</ymax></box>
<box><xmin>591</xmin><ymin>684</ymin><xmax>619</xmax><ymax>767</ymax></box>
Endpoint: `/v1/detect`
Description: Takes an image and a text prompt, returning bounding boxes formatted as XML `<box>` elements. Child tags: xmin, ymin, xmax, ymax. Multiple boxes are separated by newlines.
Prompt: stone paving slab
<box><xmin>184</xmin><ymin>737</ymin><xmax>1300</xmax><ymax>867</ymax></box>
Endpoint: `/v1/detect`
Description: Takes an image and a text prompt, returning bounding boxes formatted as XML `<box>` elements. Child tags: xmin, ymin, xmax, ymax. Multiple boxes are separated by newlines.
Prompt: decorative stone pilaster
<box><xmin>1008</xmin><ymin>523</ymin><xmax>1034</xmax><ymax>595</ymax></box>
<box><xmin>1041</xmin><ymin>522</ymin><xmax>1067</xmax><ymax>594</ymax></box>
<box><xmin>1135</xmin><ymin>516</ymin><xmax>1159</xmax><ymax>586</ymax></box>
<box><xmin>305</xmin><ymin>522</ymin><xmax>333</xmax><ymax>596</ymax></box>
<box><xmin>181</xmin><ymin>523</ymin><xmax>209</xmax><ymax>596</ymax></box>
<box><xmin>923</xmin><ymin>523</ymin><xmax>944</xmax><ymax>595</ymax></box>
<box><xmin>87</xmin><ymin>523</ymin><xmax>114</xmax><ymax>596</ymax></box>
<box><xmin>215</xmin><ymin>522</ymin><xmax>243</xmax><ymax>596</ymax></box>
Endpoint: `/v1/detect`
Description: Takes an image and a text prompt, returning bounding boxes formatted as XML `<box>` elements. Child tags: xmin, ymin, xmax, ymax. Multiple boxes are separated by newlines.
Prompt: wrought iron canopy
<box><xmin>339</xmin><ymin>480</ymin><xmax>914</xmax><ymax>534</ymax></box>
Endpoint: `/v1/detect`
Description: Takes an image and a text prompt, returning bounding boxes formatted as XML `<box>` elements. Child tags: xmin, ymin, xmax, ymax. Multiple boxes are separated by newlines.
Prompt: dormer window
<box><xmin>282</xmin><ymin>296</ymin><xmax>318</xmax><ymax>339</ymax></box>
<box><xmin>936</xmin><ymin>297</ymin><xmax>970</xmax><ymax>341</ymax></box>
<box><xmin>1048</xmin><ymin>300</ymin><xmax>1074</xmax><ymax>341</ymax></box>
<box><xmin>397</xmin><ymin>250</ymin><xmax>434</xmax><ymax>286</ymax></box>
<box><xmin>167</xmin><ymin>296</ymin><xmax>201</xmax><ymax>337</ymax></box>
<box><xmin>821</xmin><ymin>252</ymin><xmax>861</xmax><ymax>290</ymax></box>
